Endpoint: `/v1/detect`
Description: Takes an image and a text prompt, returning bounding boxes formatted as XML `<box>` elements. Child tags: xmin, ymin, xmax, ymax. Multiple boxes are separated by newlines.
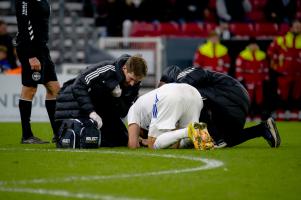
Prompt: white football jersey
<box><xmin>127</xmin><ymin>83</ymin><xmax>203</xmax><ymax>136</ymax></box>
<box><xmin>127</xmin><ymin>88</ymin><xmax>157</xmax><ymax>130</ymax></box>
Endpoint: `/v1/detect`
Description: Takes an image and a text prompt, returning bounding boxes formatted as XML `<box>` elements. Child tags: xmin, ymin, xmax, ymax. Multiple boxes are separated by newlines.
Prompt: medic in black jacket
<box><xmin>159</xmin><ymin>66</ymin><xmax>281</xmax><ymax>148</ymax></box>
<box><xmin>55</xmin><ymin>54</ymin><xmax>148</xmax><ymax>147</ymax></box>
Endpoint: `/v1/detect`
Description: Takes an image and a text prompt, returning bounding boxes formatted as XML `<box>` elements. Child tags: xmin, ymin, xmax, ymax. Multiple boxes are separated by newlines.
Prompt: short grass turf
<box><xmin>0</xmin><ymin>122</ymin><xmax>300</xmax><ymax>200</ymax></box>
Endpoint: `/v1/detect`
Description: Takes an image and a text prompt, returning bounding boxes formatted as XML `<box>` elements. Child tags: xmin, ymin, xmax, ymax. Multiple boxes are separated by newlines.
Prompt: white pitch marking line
<box><xmin>0</xmin><ymin>148</ymin><xmax>224</xmax><ymax>186</ymax></box>
<box><xmin>0</xmin><ymin>148</ymin><xmax>223</xmax><ymax>200</ymax></box>
<box><xmin>0</xmin><ymin>187</ymin><xmax>148</xmax><ymax>200</ymax></box>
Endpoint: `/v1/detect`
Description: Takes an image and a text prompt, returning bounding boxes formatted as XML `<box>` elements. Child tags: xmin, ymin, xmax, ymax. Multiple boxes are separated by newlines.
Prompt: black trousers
<box><xmin>99</xmin><ymin>114</ymin><xmax>128</xmax><ymax>147</ymax></box>
<box><xmin>200</xmin><ymin>105</ymin><xmax>262</xmax><ymax>147</ymax></box>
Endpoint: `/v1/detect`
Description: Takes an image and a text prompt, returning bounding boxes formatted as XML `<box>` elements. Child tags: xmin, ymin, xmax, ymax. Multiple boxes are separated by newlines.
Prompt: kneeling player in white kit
<box><xmin>127</xmin><ymin>83</ymin><xmax>214</xmax><ymax>150</ymax></box>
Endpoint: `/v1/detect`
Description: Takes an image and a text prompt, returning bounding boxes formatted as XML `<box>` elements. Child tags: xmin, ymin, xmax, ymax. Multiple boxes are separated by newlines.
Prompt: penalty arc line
<box><xmin>0</xmin><ymin>148</ymin><xmax>224</xmax><ymax>200</ymax></box>
<box><xmin>0</xmin><ymin>148</ymin><xmax>224</xmax><ymax>186</ymax></box>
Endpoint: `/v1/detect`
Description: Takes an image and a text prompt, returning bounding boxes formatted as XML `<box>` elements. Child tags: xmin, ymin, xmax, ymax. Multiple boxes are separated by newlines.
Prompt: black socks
<box><xmin>45</xmin><ymin>99</ymin><xmax>58</xmax><ymax>137</ymax></box>
<box><xmin>241</xmin><ymin>123</ymin><xmax>265</xmax><ymax>138</ymax></box>
<box><xmin>19</xmin><ymin>99</ymin><xmax>33</xmax><ymax>139</ymax></box>
<box><xmin>228</xmin><ymin>123</ymin><xmax>265</xmax><ymax>147</ymax></box>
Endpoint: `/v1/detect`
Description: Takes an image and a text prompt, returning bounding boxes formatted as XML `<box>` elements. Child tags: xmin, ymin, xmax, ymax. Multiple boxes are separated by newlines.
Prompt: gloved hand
<box><xmin>111</xmin><ymin>84</ymin><xmax>122</xmax><ymax>97</ymax></box>
<box><xmin>89</xmin><ymin>111</ymin><xmax>103</xmax><ymax>129</ymax></box>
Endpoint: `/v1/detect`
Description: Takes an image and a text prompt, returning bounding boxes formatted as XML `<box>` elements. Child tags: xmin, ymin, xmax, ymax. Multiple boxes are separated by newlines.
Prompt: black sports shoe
<box><xmin>21</xmin><ymin>136</ymin><xmax>49</xmax><ymax>144</ymax></box>
<box><xmin>52</xmin><ymin>136</ymin><xmax>59</xmax><ymax>143</ymax></box>
<box><xmin>263</xmin><ymin>117</ymin><xmax>281</xmax><ymax>148</ymax></box>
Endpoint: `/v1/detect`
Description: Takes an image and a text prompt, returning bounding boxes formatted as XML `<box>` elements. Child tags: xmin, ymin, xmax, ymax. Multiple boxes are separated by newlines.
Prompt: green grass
<box><xmin>0</xmin><ymin>122</ymin><xmax>300</xmax><ymax>200</ymax></box>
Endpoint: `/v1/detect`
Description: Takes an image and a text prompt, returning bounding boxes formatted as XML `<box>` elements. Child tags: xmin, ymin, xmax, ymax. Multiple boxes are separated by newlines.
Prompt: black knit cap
<box><xmin>160</xmin><ymin>65</ymin><xmax>182</xmax><ymax>83</ymax></box>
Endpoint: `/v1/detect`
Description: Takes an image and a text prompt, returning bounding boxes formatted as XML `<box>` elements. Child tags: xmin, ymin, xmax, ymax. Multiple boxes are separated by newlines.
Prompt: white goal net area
<box><xmin>98</xmin><ymin>37</ymin><xmax>163</xmax><ymax>88</ymax></box>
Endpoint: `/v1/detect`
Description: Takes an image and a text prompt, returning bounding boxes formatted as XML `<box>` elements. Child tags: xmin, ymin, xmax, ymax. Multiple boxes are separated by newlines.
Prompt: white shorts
<box><xmin>148</xmin><ymin>84</ymin><xmax>203</xmax><ymax>138</ymax></box>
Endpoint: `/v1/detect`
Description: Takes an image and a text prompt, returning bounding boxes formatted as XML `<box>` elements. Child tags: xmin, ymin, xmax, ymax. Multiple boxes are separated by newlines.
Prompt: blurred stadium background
<box><xmin>0</xmin><ymin>0</ymin><xmax>301</xmax><ymax>121</ymax></box>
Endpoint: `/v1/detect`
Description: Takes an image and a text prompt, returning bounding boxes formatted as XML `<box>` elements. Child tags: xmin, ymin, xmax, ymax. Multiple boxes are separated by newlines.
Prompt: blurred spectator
<box><xmin>95</xmin><ymin>0</ymin><xmax>110</xmax><ymax>27</ymax></box>
<box><xmin>4</xmin><ymin>48</ymin><xmax>22</xmax><ymax>75</ymax></box>
<box><xmin>123</xmin><ymin>0</ymin><xmax>174</xmax><ymax>22</ymax></box>
<box><xmin>267</xmin><ymin>19</ymin><xmax>301</xmax><ymax>120</ymax></box>
<box><xmin>122</xmin><ymin>0</ymin><xmax>142</xmax><ymax>38</ymax></box>
<box><xmin>83</xmin><ymin>0</ymin><xmax>97</xmax><ymax>18</ymax></box>
<box><xmin>138</xmin><ymin>0</ymin><xmax>174</xmax><ymax>22</ymax></box>
<box><xmin>215</xmin><ymin>22</ymin><xmax>233</xmax><ymax>40</ymax></box>
<box><xmin>160</xmin><ymin>0</ymin><xmax>179</xmax><ymax>22</ymax></box>
<box><xmin>235</xmin><ymin>38</ymin><xmax>269</xmax><ymax>120</ymax></box>
<box><xmin>95</xmin><ymin>0</ymin><xmax>128</xmax><ymax>36</ymax></box>
<box><xmin>122</xmin><ymin>0</ymin><xmax>177</xmax><ymax>38</ymax></box>
<box><xmin>0</xmin><ymin>45</ymin><xmax>12</xmax><ymax>72</ymax></box>
<box><xmin>216</xmin><ymin>0</ymin><xmax>252</xmax><ymax>22</ymax></box>
<box><xmin>123</xmin><ymin>0</ymin><xmax>143</xmax><ymax>21</ymax></box>
<box><xmin>0</xmin><ymin>19</ymin><xmax>17</xmax><ymax>69</ymax></box>
<box><xmin>97</xmin><ymin>0</ymin><xmax>170</xmax><ymax>36</ymax></box>
<box><xmin>264</xmin><ymin>0</ymin><xmax>297</xmax><ymax>24</ymax></box>
<box><xmin>175</xmin><ymin>0</ymin><xmax>210</xmax><ymax>22</ymax></box>
<box><xmin>193</xmin><ymin>31</ymin><xmax>230</xmax><ymax>74</ymax></box>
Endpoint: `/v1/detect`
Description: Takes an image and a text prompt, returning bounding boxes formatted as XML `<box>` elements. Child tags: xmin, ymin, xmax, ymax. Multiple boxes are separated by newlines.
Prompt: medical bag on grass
<box><xmin>56</xmin><ymin>119</ymin><xmax>101</xmax><ymax>149</ymax></box>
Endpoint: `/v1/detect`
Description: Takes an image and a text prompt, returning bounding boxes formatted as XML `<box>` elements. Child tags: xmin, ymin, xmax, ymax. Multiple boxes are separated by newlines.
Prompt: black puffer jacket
<box><xmin>162</xmin><ymin>66</ymin><xmax>250</xmax><ymax>126</ymax></box>
<box><xmin>55</xmin><ymin>54</ymin><xmax>140</xmax><ymax>121</ymax></box>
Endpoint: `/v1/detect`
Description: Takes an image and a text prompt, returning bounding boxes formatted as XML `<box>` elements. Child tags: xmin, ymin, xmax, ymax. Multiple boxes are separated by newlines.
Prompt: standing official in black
<box><xmin>16</xmin><ymin>0</ymin><xmax>60</xmax><ymax>144</ymax></box>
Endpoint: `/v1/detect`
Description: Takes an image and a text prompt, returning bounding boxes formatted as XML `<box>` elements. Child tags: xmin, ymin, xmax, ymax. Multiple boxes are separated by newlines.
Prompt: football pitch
<box><xmin>0</xmin><ymin>122</ymin><xmax>300</xmax><ymax>200</ymax></box>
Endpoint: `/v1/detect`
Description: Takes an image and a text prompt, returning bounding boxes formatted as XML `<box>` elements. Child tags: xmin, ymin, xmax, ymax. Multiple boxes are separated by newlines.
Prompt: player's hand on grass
<box><xmin>29</xmin><ymin>57</ymin><xmax>41</xmax><ymax>71</ymax></box>
<box><xmin>89</xmin><ymin>111</ymin><xmax>103</xmax><ymax>129</ymax></box>
<box><xmin>139</xmin><ymin>137</ymin><xmax>148</xmax><ymax>147</ymax></box>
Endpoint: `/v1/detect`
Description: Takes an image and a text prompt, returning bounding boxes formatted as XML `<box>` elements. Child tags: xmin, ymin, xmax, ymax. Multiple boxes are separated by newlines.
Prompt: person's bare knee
<box><xmin>44</xmin><ymin>81</ymin><xmax>60</xmax><ymax>99</ymax></box>
<box><xmin>20</xmin><ymin>86</ymin><xmax>37</xmax><ymax>100</ymax></box>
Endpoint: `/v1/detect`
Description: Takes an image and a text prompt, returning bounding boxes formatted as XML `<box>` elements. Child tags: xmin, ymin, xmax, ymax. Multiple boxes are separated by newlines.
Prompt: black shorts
<box><xmin>17</xmin><ymin>45</ymin><xmax>58</xmax><ymax>87</ymax></box>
